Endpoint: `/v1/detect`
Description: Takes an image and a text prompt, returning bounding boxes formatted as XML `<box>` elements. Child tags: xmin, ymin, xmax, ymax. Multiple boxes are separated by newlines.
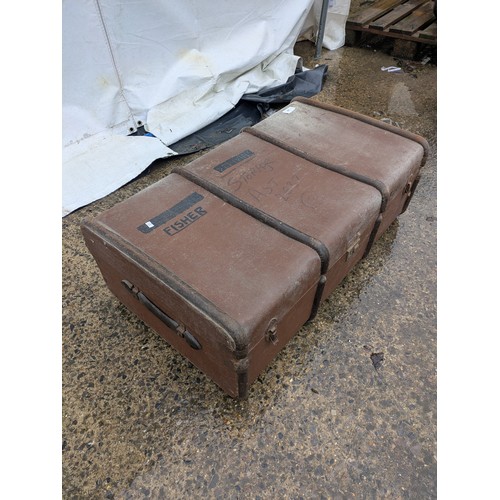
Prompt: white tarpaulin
<box><xmin>62</xmin><ymin>0</ymin><xmax>350</xmax><ymax>216</ymax></box>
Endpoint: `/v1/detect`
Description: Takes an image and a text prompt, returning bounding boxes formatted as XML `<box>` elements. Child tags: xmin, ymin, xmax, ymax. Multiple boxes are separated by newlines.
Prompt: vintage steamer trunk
<box><xmin>81</xmin><ymin>101</ymin><xmax>429</xmax><ymax>399</ymax></box>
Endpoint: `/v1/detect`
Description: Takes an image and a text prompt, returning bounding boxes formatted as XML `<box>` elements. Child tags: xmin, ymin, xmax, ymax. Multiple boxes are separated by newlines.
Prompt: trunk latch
<box><xmin>346</xmin><ymin>232</ymin><xmax>361</xmax><ymax>260</ymax></box>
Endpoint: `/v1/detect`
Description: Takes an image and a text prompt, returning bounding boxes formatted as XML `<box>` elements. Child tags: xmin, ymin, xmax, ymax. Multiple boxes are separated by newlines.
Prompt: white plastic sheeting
<box><xmin>62</xmin><ymin>0</ymin><xmax>350</xmax><ymax>216</ymax></box>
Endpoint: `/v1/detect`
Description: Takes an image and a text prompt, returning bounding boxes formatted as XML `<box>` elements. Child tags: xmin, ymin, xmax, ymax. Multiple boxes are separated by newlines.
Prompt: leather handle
<box><xmin>121</xmin><ymin>280</ymin><xmax>202</xmax><ymax>350</ymax></box>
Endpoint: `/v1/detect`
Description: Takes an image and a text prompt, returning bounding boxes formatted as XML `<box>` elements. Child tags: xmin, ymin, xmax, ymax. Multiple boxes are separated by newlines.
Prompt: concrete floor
<box><xmin>62</xmin><ymin>38</ymin><xmax>437</xmax><ymax>498</ymax></box>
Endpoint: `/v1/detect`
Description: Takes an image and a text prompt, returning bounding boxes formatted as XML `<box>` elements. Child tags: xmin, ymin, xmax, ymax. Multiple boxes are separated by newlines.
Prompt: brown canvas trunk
<box><xmin>81</xmin><ymin>100</ymin><xmax>429</xmax><ymax>399</ymax></box>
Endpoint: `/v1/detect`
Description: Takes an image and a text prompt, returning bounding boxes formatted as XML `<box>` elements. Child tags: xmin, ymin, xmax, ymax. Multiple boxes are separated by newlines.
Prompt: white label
<box><xmin>283</xmin><ymin>106</ymin><xmax>296</xmax><ymax>114</ymax></box>
<box><xmin>145</xmin><ymin>221</ymin><xmax>154</xmax><ymax>228</ymax></box>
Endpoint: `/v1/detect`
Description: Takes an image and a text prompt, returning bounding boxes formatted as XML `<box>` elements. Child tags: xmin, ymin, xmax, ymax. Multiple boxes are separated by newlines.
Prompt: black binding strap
<box><xmin>243</xmin><ymin>127</ymin><xmax>390</xmax><ymax>213</ymax></box>
<box><xmin>174</xmin><ymin>167</ymin><xmax>329</xmax><ymax>321</ymax></box>
<box><xmin>241</xmin><ymin>127</ymin><xmax>386</xmax><ymax>259</ymax></box>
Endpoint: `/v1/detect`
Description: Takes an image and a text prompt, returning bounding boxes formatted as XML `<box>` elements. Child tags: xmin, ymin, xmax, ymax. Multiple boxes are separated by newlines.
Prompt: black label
<box><xmin>137</xmin><ymin>192</ymin><xmax>204</xmax><ymax>233</ymax></box>
<box><xmin>213</xmin><ymin>149</ymin><xmax>254</xmax><ymax>173</ymax></box>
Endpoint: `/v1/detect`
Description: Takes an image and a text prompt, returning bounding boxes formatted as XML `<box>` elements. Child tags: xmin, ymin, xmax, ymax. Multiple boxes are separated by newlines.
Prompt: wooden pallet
<box><xmin>346</xmin><ymin>0</ymin><xmax>436</xmax><ymax>57</ymax></box>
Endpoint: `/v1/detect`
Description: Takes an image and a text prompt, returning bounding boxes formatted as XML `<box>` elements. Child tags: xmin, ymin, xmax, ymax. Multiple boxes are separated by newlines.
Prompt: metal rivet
<box><xmin>265</xmin><ymin>318</ymin><xmax>279</xmax><ymax>345</ymax></box>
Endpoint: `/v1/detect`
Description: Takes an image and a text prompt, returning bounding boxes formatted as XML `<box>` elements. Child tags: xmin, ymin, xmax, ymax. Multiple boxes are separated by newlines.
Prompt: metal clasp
<box><xmin>346</xmin><ymin>232</ymin><xmax>361</xmax><ymax>261</ymax></box>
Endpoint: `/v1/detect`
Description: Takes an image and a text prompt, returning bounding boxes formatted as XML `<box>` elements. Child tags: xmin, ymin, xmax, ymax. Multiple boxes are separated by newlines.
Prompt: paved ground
<box><xmin>62</xmin><ymin>37</ymin><xmax>437</xmax><ymax>499</ymax></box>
